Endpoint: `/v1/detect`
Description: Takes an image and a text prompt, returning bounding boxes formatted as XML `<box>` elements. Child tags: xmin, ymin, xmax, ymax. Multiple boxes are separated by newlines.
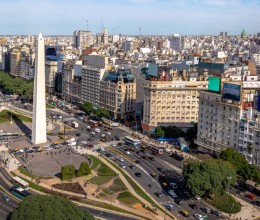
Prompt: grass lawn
<box><xmin>208</xmin><ymin>192</ymin><xmax>241</xmax><ymax>214</ymax></box>
<box><xmin>117</xmin><ymin>191</ymin><xmax>140</xmax><ymax>206</ymax></box>
<box><xmin>18</xmin><ymin>166</ymin><xmax>51</xmax><ymax>179</ymax></box>
<box><xmin>108</xmin><ymin>178</ymin><xmax>127</xmax><ymax>193</ymax></box>
<box><xmin>89</xmin><ymin>176</ymin><xmax>114</xmax><ymax>185</ymax></box>
<box><xmin>88</xmin><ymin>155</ymin><xmax>100</xmax><ymax>170</ymax></box>
<box><xmin>0</xmin><ymin>110</ymin><xmax>32</xmax><ymax>123</ymax></box>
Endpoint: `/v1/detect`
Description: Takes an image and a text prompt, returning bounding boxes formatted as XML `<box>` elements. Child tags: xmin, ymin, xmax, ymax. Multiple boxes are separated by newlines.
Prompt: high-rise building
<box><xmin>81</xmin><ymin>53</ymin><xmax>108</xmax><ymax>107</ymax></box>
<box><xmin>169</xmin><ymin>34</ymin><xmax>185</xmax><ymax>51</ymax></box>
<box><xmin>32</xmin><ymin>33</ymin><xmax>47</xmax><ymax>145</ymax></box>
<box><xmin>220</xmin><ymin>32</ymin><xmax>227</xmax><ymax>38</ymax></box>
<box><xmin>100</xmin><ymin>69</ymin><xmax>136</xmax><ymax>120</ymax></box>
<box><xmin>45</xmin><ymin>60</ymin><xmax>58</xmax><ymax>94</ymax></box>
<box><xmin>102</xmin><ymin>29</ymin><xmax>108</xmax><ymax>45</ymax></box>
<box><xmin>10</xmin><ymin>49</ymin><xmax>21</xmax><ymax>76</ymax></box>
<box><xmin>142</xmin><ymin>72</ymin><xmax>208</xmax><ymax>133</ymax></box>
<box><xmin>73</xmin><ymin>30</ymin><xmax>92</xmax><ymax>49</ymax></box>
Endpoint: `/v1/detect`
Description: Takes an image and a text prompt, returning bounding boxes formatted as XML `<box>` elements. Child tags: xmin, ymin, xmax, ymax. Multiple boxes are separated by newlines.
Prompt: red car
<box><xmin>246</xmin><ymin>193</ymin><xmax>256</xmax><ymax>200</ymax></box>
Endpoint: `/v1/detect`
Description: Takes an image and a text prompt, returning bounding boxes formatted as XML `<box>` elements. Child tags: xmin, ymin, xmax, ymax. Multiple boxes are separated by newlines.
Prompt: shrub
<box><xmin>76</xmin><ymin>162</ymin><xmax>92</xmax><ymax>177</ymax></box>
<box><xmin>61</xmin><ymin>165</ymin><xmax>75</xmax><ymax>180</ymax></box>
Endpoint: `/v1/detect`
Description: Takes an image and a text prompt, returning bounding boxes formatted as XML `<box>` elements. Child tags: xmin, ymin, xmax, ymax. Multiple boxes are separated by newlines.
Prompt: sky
<box><xmin>0</xmin><ymin>0</ymin><xmax>259</xmax><ymax>36</ymax></box>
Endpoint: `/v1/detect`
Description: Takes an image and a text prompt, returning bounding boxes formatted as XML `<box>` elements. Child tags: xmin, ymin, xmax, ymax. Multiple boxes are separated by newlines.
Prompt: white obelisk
<box><xmin>31</xmin><ymin>33</ymin><xmax>47</xmax><ymax>145</ymax></box>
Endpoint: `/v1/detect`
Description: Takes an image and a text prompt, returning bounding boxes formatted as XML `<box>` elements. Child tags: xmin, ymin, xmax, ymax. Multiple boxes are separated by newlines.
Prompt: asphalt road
<box><xmin>102</xmin><ymin>146</ymin><xmax>220</xmax><ymax>220</ymax></box>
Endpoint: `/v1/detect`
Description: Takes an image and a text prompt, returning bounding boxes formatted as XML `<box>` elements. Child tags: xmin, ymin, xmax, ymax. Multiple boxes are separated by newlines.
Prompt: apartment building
<box><xmin>10</xmin><ymin>49</ymin><xmax>20</xmax><ymax>76</ymax></box>
<box><xmin>142</xmin><ymin>76</ymin><xmax>208</xmax><ymax>133</ymax></box>
<box><xmin>100</xmin><ymin>69</ymin><xmax>136</xmax><ymax>120</ymax></box>
<box><xmin>195</xmin><ymin>82</ymin><xmax>260</xmax><ymax>166</ymax></box>
<box><xmin>63</xmin><ymin>61</ymin><xmax>82</xmax><ymax>104</ymax></box>
<box><xmin>81</xmin><ymin>53</ymin><xmax>108</xmax><ymax>107</ymax></box>
<box><xmin>45</xmin><ymin>61</ymin><xmax>58</xmax><ymax>94</ymax></box>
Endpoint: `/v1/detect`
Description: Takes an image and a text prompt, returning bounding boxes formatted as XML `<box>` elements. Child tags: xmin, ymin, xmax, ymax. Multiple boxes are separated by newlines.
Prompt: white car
<box><xmin>165</xmin><ymin>204</ymin><xmax>174</xmax><ymax>211</ymax></box>
<box><xmin>107</xmin><ymin>132</ymin><xmax>111</xmax><ymax>135</ymax></box>
<box><xmin>194</xmin><ymin>214</ymin><xmax>205</xmax><ymax>220</ymax></box>
<box><xmin>170</xmin><ymin>182</ymin><xmax>178</xmax><ymax>189</ymax></box>
<box><xmin>125</xmin><ymin>151</ymin><xmax>131</xmax><ymax>155</ymax></box>
<box><xmin>195</xmin><ymin>195</ymin><xmax>201</xmax><ymax>200</ymax></box>
<box><xmin>119</xmin><ymin>164</ymin><xmax>126</xmax><ymax>169</ymax></box>
<box><xmin>168</xmin><ymin>190</ymin><xmax>178</xmax><ymax>198</ymax></box>
<box><xmin>90</xmin><ymin>131</ymin><xmax>95</xmax><ymax>135</ymax></box>
<box><xmin>111</xmin><ymin>143</ymin><xmax>117</xmax><ymax>147</ymax></box>
<box><xmin>81</xmin><ymin>141</ymin><xmax>87</xmax><ymax>144</ymax></box>
<box><xmin>58</xmin><ymin>115</ymin><xmax>62</xmax><ymax>119</ymax></box>
<box><xmin>94</xmin><ymin>128</ymin><xmax>100</xmax><ymax>133</ymax></box>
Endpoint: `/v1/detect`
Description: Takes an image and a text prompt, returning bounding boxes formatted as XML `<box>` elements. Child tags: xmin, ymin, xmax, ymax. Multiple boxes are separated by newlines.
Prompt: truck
<box><xmin>71</xmin><ymin>121</ymin><xmax>78</xmax><ymax>128</ymax></box>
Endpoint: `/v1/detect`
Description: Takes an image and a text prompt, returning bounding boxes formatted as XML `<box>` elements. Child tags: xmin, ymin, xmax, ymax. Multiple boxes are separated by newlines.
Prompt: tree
<box><xmin>155</xmin><ymin>127</ymin><xmax>165</xmax><ymax>138</ymax></box>
<box><xmin>95</xmin><ymin>108</ymin><xmax>109</xmax><ymax>118</ymax></box>
<box><xmin>61</xmin><ymin>165</ymin><xmax>75</xmax><ymax>180</ymax></box>
<box><xmin>183</xmin><ymin>159</ymin><xmax>237</xmax><ymax>197</ymax></box>
<box><xmin>81</xmin><ymin>101</ymin><xmax>93</xmax><ymax>115</ymax></box>
<box><xmin>219</xmin><ymin>148</ymin><xmax>250</xmax><ymax>181</ymax></box>
<box><xmin>76</xmin><ymin>162</ymin><xmax>92</xmax><ymax>177</ymax></box>
<box><xmin>161</xmin><ymin>126</ymin><xmax>184</xmax><ymax>138</ymax></box>
<box><xmin>11</xmin><ymin>195</ymin><xmax>94</xmax><ymax>220</ymax></box>
<box><xmin>185</xmin><ymin>123</ymin><xmax>198</xmax><ymax>140</ymax></box>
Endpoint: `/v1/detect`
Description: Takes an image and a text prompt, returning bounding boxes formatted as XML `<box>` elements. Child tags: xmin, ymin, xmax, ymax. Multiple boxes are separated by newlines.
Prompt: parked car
<box><xmin>150</xmin><ymin>172</ymin><xmax>157</xmax><ymax>178</ymax></box>
<box><xmin>119</xmin><ymin>164</ymin><xmax>126</xmax><ymax>169</ymax></box>
<box><xmin>149</xmin><ymin>157</ymin><xmax>155</xmax><ymax>161</ymax></box>
<box><xmin>170</xmin><ymin>182</ymin><xmax>178</xmax><ymax>189</ymax></box>
<box><xmin>129</xmin><ymin>165</ymin><xmax>135</xmax><ymax>169</ymax></box>
<box><xmin>157</xmin><ymin>167</ymin><xmax>164</xmax><ymax>173</ymax></box>
<box><xmin>175</xmin><ymin>199</ymin><xmax>183</xmax><ymax>205</ymax></box>
<box><xmin>165</xmin><ymin>204</ymin><xmax>174</xmax><ymax>211</ymax></box>
<box><xmin>189</xmin><ymin>204</ymin><xmax>197</xmax><ymax>209</ymax></box>
<box><xmin>194</xmin><ymin>214</ymin><xmax>206</xmax><ymax>220</ymax></box>
<box><xmin>135</xmin><ymin>160</ymin><xmax>141</xmax><ymax>164</ymax></box>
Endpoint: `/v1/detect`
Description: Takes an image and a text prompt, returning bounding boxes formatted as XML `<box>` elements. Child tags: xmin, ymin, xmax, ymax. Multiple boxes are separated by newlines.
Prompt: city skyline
<box><xmin>0</xmin><ymin>0</ymin><xmax>259</xmax><ymax>35</ymax></box>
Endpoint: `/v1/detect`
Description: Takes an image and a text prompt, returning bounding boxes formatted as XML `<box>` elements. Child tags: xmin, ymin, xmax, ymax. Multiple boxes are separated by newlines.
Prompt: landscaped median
<box><xmin>0</xmin><ymin>110</ymin><xmax>32</xmax><ymax>123</ymax></box>
<box><xmin>101</xmin><ymin>155</ymin><xmax>176</xmax><ymax>220</ymax></box>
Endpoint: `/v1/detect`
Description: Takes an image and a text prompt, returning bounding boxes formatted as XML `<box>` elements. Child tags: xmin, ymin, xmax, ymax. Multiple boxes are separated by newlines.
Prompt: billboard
<box><xmin>208</xmin><ymin>77</ymin><xmax>221</xmax><ymax>93</ymax></box>
<box><xmin>222</xmin><ymin>83</ymin><xmax>241</xmax><ymax>101</ymax></box>
<box><xmin>148</xmin><ymin>63</ymin><xmax>159</xmax><ymax>77</ymax></box>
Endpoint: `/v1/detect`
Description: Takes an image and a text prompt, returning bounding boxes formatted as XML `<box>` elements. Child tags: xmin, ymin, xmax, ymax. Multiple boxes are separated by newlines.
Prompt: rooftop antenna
<box><xmin>86</xmin><ymin>20</ymin><xmax>89</xmax><ymax>31</ymax></box>
<box><xmin>139</xmin><ymin>27</ymin><xmax>142</xmax><ymax>36</ymax></box>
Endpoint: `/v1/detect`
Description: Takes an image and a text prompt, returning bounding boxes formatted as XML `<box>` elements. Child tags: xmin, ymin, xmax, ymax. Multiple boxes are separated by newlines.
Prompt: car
<box><xmin>107</xmin><ymin>132</ymin><xmax>111</xmax><ymax>135</ymax></box>
<box><xmin>111</xmin><ymin>143</ymin><xmax>117</xmax><ymax>147</ymax></box>
<box><xmin>114</xmin><ymin>136</ymin><xmax>120</xmax><ymax>141</ymax></box>
<box><xmin>246</xmin><ymin>193</ymin><xmax>256</xmax><ymax>200</ymax></box>
<box><xmin>162</xmin><ymin>182</ymin><xmax>168</xmax><ymax>187</ymax></box>
<box><xmin>157</xmin><ymin>167</ymin><xmax>164</xmax><ymax>173</ymax></box>
<box><xmin>180</xmin><ymin>210</ymin><xmax>189</xmax><ymax>217</ymax></box>
<box><xmin>119</xmin><ymin>164</ymin><xmax>126</xmax><ymax>169</ymax></box>
<box><xmin>170</xmin><ymin>182</ymin><xmax>178</xmax><ymax>189</ymax></box>
<box><xmin>135</xmin><ymin>172</ymin><xmax>141</xmax><ymax>177</ymax></box>
<box><xmin>142</xmin><ymin>155</ymin><xmax>147</xmax><ymax>160</ymax></box>
<box><xmin>76</xmin><ymin>133</ymin><xmax>81</xmax><ymax>136</ymax></box>
<box><xmin>201</xmin><ymin>207</ymin><xmax>211</xmax><ymax>213</ymax></box>
<box><xmin>135</xmin><ymin>160</ymin><xmax>141</xmax><ymax>164</ymax></box>
<box><xmin>165</xmin><ymin>204</ymin><xmax>174</xmax><ymax>211</ymax></box>
<box><xmin>81</xmin><ymin>140</ymin><xmax>87</xmax><ymax>144</ymax></box>
<box><xmin>150</xmin><ymin>172</ymin><xmax>157</xmax><ymax>178</ymax></box>
<box><xmin>94</xmin><ymin>128</ymin><xmax>101</xmax><ymax>133</ymax></box>
<box><xmin>168</xmin><ymin>190</ymin><xmax>178</xmax><ymax>198</ymax></box>
<box><xmin>194</xmin><ymin>214</ymin><xmax>206</xmax><ymax>220</ymax></box>
<box><xmin>125</xmin><ymin>151</ymin><xmax>131</xmax><ymax>155</ymax></box>
<box><xmin>195</xmin><ymin>195</ymin><xmax>201</xmax><ymax>200</ymax></box>
<box><xmin>212</xmin><ymin>210</ymin><xmax>222</xmax><ymax>216</ymax></box>
<box><xmin>117</xmin><ymin>142</ymin><xmax>123</xmax><ymax>146</ymax></box>
<box><xmin>1</xmin><ymin>195</ymin><xmax>10</xmax><ymax>202</ymax></box>
<box><xmin>47</xmin><ymin>131</ymin><xmax>53</xmax><ymax>135</ymax></box>
<box><xmin>136</xmin><ymin>151</ymin><xmax>142</xmax><ymax>155</ymax></box>
<box><xmin>189</xmin><ymin>204</ymin><xmax>197</xmax><ymax>209</ymax></box>
<box><xmin>90</xmin><ymin>131</ymin><xmax>95</xmax><ymax>135</ymax></box>
<box><xmin>155</xmin><ymin>192</ymin><xmax>163</xmax><ymax>198</ymax></box>
<box><xmin>129</xmin><ymin>165</ymin><xmax>135</xmax><ymax>169</ymax></box>
<box><xmin>175</xmin><ymin>199</ymin><xmax>183</xmax><ymax>205</ymax></box>
<box><xmin>149</xmin><ymin>157</ymin><xmax>155</xmax><ymax>161</ymax></box>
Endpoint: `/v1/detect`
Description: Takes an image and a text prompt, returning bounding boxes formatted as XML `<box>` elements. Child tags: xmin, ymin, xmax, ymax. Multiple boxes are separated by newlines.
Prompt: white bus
<box><xmin>124</xmin><ymin>136</ymin><xmax>141</xmax><ymax>146</ymax></box>
<box><xmin>13</xmin><ymin>176</ymin><xmax>29</xmax><ymax>188</ymax></box>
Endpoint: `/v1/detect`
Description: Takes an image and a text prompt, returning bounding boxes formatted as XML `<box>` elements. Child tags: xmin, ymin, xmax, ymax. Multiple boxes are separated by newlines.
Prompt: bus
<box><xmin>124</xmin><ymin>136</ymin><xmax>141</xmax><ymax>146</ymax></box>
<box><xmin>10</xmin><ymin>185</ymin><xmax>30</xmax><ymax>199</ymax></box>
<box><xmin>88</xmin><ymin>119</ymin><xmax>101</xmax><ymax>127</ymax></box>
<box><xmin>147</xmin><ymin>145</ymin><xmax>164</xmax><ymax>155</ymax></box>
<box><xmin>12</xmin><ymin>176</ymin><xmax>29</xmax><ymax>188</ymax></box>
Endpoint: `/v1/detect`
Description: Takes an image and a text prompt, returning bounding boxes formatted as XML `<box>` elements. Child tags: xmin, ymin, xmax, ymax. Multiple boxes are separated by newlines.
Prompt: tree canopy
<box><xmin>220</xmin><ymin>148</ymin><xmax>260</xmax><ymax>183</ymax></box>
<box><xmin>183</xmin><ymin>159</ymin><xmax>237</xmax><ymax>197</ymax></box>
<box><xmin>94</xmin><ymin>108</ymin><xmax>109</xmax><ymax>118</ymax></box>
<box><xmin>81</xmin><ymin>102</ymin><xmax>93</xmax><ymax>115</ymax></box>
<box><xmin>155</xmin><ymin>127</ymin><xmax>165</xmax><ymax>138</ymax></box>
<box><xmin>161</xmin><ymin>126</ymin><xmax>185</xmax><ymax>138</ymax></box>
<box><xmin>0</xmin><ymin>71</ymin><xmax>33</xmax><ymax>101</ymax></box>
<box><xmin>11</xmin><ymin>195</ymin><xmax>95</xmax><ymax>220</ymax></box>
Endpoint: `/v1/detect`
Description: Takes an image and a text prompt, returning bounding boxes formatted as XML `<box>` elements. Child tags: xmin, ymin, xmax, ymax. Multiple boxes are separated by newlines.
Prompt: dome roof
<box><xmin>241</xmin><ymin>29</ymin><xmax>246</xmax><ymax>37</ymax></box>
